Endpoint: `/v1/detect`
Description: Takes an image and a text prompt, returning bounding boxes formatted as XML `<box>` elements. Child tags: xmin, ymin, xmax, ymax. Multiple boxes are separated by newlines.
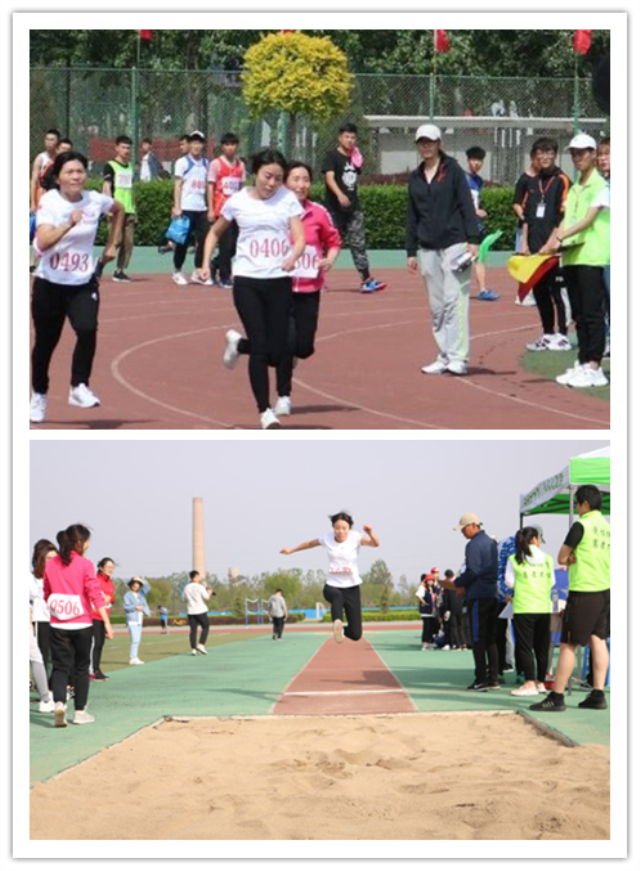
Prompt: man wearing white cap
<box><xmin>542</xmin><ymin>133</ymin><xmax>610</xmax><ymax>389</ymax></box>
<box><xmin>406</xmin><ymin>125</ymin><xmax>480</xmax><ymax>376</ymax></box>
<box><xmin>439</xmin><ymin>512</ymin><xmax>500</xmax><ymax>691</ymax></box>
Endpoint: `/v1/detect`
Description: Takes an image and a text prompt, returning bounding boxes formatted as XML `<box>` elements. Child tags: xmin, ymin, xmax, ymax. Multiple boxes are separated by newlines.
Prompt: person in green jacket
<box><xmin>531</xmin><ymin>485</ymin><xmax>610</xmax><ymax>713</ymax></box>
<box><xmin>505</xmin><ymin>527</ymin><xmax>554</xmax><ymax>697</ymax></box>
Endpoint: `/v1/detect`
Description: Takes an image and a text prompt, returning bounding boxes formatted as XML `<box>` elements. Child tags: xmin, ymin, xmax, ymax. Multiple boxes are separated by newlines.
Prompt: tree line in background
<box><xmin>30</xmin><ymin>29</ymin><xmax>609</xmax><ymax>78</ymax></box>
<box><xmin>107</xmin><ymin>559</ymin><xmax>424</xmax><ymax>617</ymax></box>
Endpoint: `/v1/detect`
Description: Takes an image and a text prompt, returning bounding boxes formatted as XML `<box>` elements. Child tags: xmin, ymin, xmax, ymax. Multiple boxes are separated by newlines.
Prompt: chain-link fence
<box><xmin>30</xmin><ymin>68</ymin><xmax>606</xmax><ymax>185</ymax></box>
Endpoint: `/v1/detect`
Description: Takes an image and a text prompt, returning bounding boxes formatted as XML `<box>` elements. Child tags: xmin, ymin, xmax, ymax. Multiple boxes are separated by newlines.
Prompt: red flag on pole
<box><xmin>280</xmin><ymin>30</ymin><xmax>295</xmax><ymax>34</ymax></box>
<box><xmin>435</xmin><ymin>30</ymin><xmax>451</xmax><ymax>53</ymax></box>
<box><xmin>139</xmin><ymin>30</ymin><xmax>153</xmax><ymax>42</ymax></box>
<box><xmin>573</xmin><ymin>30</ymin><xmax>592</xmax><ymax>55</ymax></box>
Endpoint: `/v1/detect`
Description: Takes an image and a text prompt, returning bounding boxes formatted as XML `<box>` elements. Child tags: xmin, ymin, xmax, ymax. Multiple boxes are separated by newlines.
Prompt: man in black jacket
<box><xmin>439</xmin><ymin>512</ymin><xmax>500</xmax><ymax>691</ymax></box>
<box><xmin>407</xmin><ymin>125</ymin><xmax>480</xmax><ymax>376</ymax></box>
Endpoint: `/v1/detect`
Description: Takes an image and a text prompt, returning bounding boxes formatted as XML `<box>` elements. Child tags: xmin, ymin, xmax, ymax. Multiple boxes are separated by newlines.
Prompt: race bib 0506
<box><xmin>48</xmin><ymin>593</ymin><xmax>83</xmax><ymax>621</ymax></box>
<box><xmin>293</xmin><ymin>245</ymin><xmax>320</xmax><ymax>279</ymax></box>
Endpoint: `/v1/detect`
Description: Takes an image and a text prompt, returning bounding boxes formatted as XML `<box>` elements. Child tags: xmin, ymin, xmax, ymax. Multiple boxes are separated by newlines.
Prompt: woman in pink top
<box><xmin>274</xmin><ymin>162</ymin><xmax>341</xmax><ymax>418</ymax></box>
<box><xmin>43</xmin><ymin>523</ymin><xmax>113</xmax><ymax>727</ymax></box>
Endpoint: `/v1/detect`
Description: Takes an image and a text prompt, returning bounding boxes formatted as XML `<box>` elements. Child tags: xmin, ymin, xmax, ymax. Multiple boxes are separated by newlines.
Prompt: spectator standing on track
<box><xmin>549</xmin><ymin>134</ymin><xmax>610</xmax><ymax>389</ymax></box>
<box><xmin>280</xmin><ymin>511</ymin><xmax>380</xmax><ymax>644</ymax></box>
<box><xmin>90</xmin><ymin>557</ymin><xmax>115</xmax><ymax>681</ymax></box>
<box><xmin>519</xmin><ymin>138</ymin><xmax>571</xmax><ymax>352</ymax></box>
<box><xmin>273</xmin><ymin>161</ymin><xmax>341</xmax><ymax>420</ymax></box>
<box><xmin>438</xmin><ymin>512</ymin><xmax>500</xmax><ymax>691</ymax></box>
<box><xmin>505</xmin><ymin>527</ymin><xmax>554</xmax><ymax>697</ymax></box>
<box><xmin>531</xmin><ymin>485</ymin><xmax>610</xmax><ymax>713</ymax></box>
<box><xmin>102</xmin><ymin>135</ymin><xmax>137</xmax><ymax>283</ymax></box>
<box><xmin>138</xmin><ymin>137</ymin><xmax>166</xmax><ymax>182</ymax></box>
<box><xmin>268</xmin><ymin>588</ymin><xmax>288</xmax><ymax>640</ymax></box>
<box><xmin>158</xmin><ymin>135</ymin><xmax>192</xmax><ymax>255</ymax></box>
<box><xmin>123</xmin><ymin>577</ymin><xmax>151</xmax><ymax>665</ymax></box>
<box><xmin>200</xmin><ymin>148</ymin><xmax>306</xmax><ymax>430</ymax></box>
<box><xmin>182</xmin><ymin>570</ymin><xmax>212</xmax><ymax>655</ymax></box>
<box><xmin>597</xmin><ymin>137</ymin><xmax>611</xmax><ymax>358</ymax></box>
<box><xmin>322</xmin><ymin>122</ymin><xmax>386</xmax><ymax>294</ymax></box>
<box><xmin>30</xmin><ymin>151</ymin><xmax>123</xmax><ymax>424</ymax></box>
<box><xmin>171</xmin><ymin>130</ymin><xmax>212</xmax><ymax>287</ymax></box>
<box><xmin>464</xmin><ymin>146</ymin><xmax>498</xmax><ymax>301</ymax></box>
<box><xmin>43</xmin><ymin>524</ymin><xmax>114</xmax><ymax>726</ymax></box>
<box><xmin>496</xmin><ymin>534</ymin><xmax>517</xmax><ymax>678</ymax></box>
<box><xmin>406</xmin><ymin>125</ymin><xmax>480</xmax><ymax>377</ymax></box>
<box><xmin>158</xmin><ymin>604</ymin><xmax>169</xmax><ymax>634</ymax></box>
<box><xmin>207</xmin><ymin>132</ymin><xmax>246</xmax><ymax>288</ymax></box>
<box><xmin>30</xmin><ymin>539</ymin><xmax>57</xmax><ymax>685</ymax></box>
<box><xmin>512</xmin><ymin>155</ymin><xmax>540</xmax><ymax>306</ymax></box>
<box><xmin>416</xmin><ymin>574</ymin><xmax>439</xmax><ymax>650</ymax></box>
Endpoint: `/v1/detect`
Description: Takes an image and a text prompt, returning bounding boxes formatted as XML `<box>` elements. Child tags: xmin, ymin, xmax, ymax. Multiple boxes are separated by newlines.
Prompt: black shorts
<box><xmin>560</xmin><ymin>589</ymin><xmax>610</xmax><ymax>646</ymax></box>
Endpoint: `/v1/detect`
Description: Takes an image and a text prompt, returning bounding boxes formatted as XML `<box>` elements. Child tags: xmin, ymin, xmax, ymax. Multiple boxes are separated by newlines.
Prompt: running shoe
<box><xmin>526</xmin><ymin>335</ymin><xmax>555</xmax><ymax>352</ymax></box>
<box><xmin>486</xmin><ymin>682</ymin><xmax>501</xmax><ymax>691</ymax></box>
<box><xmin>550</xmin><ymin>334</ymin><xmax>572</xmax><ymax>351</ymax></box>
<box><xmin>477</xmin><ymin>289</ymin><xmax>500</xmax><ymax>301</ymax></box>
<box><xmin>39</xmin><ymin>699</ymin><xmax>56</xmax><ymax>712</ymax></box>
<box><xmin>172</xmin><ymin>271</ymin><xmax>188</xmax><ymax>286</ymax></box>
<box><xmin>190</xmin><ymin>271</ymin><xmax>214</xmax><ymax>286</ymax></box>
<box><xmin>197</xmin><ymin>643</ymin><xmax>208</xmax><ymax>655</ymax></box>
<box><xmin>30</xmin><ymin>392</ymin><xmax>47</xmax><ymax>423</ymax></box>
<box><xmin>93</xmin><ymin>671</ymin><xmax>109</xmax><ymax>681</ymax></box>
<box><xmin>578</xmin><ymin>691</ymin><xmax>607</xmax><ymax>710</ymax></box>
<box><xmin>218</xmin><ymin>280</ymin><xmax>234</xmax><ymax>290</ymax></box>
<box><xmin>73</xmin><ymin>709</ymin><xmax>95</xmax><ymax>725</ymax></box>
<box><xmin>223</xmin><ymin>330</ymin><xmax>242</xmax><ymax>370</ymax></box>
<box><xmin>129</xmin><ymin>657</ymin><xmax>145</xmax><ymax>665</ymax></box>
<box><xmin>274</xmin><ymin>396</ymin><xmax>292</xmax><ymax>417</ymax></box>
<box><xmin>112</xmin><ymin>270</ymin><xmax>132</xmax><ymax>282</ymax></box>
<box><xmin>529</xmin><ymin>692</ymin><xmax>566</xmax><ymax>712</ymax></box>
<box><xmin>260</xmin><ymin>408</ymin><xmax>282</xmax><ymax>430</ymax></box>
<box><xmin>333</xmin><ymin>619</ymin><xmax>344</xmax><ymax>643</ymax></box>
<box><xmin>510</xmin><ymin>686</ymin><xmax>539</xmax><ymax>697</ymax></box>
<box><xmin>521</xmin><ymin>291</ymin><xmax>537</xmax><ymax>306</ymax></box>
<box><xmin>421</xmin><ymin>360</ymin><xmax>448</xmax><ymax>375</ymax></box>
<box><xmin>447</xmin><ymin>361</ymin><xmax>468</xmax><ymax>376</ymax></box>
<box><xmin>360</xmin><ymin>277</ymin><xmax>387</xmax><ymax>293</ymax></box>
<box><xmin>566</xmin><ymin>366</ymin><xmax>608</xmax><ymax>389</ymax></box>
<box><xmin>54</xmin><ymin>702</ymin><xmax>68</xmax><ymax>727</ymax></box>
<box><xmin>556</xmin><ymin>362</ymin><xmax>585</xmax><ymax>385</ymax></box>
<box><xmin>466</xmin><ymin>682</ymin><xmax>488</xmax><ymax>692</ymax></box>
<box><xmin>191</xmin><ymin>649</ymin><xmax>198</xmax><ymax>656</ymax></box>
<box><xmin>69</xmin><ymin>383</ymin><xmax>100</xmax><ymax>408</ymax></box>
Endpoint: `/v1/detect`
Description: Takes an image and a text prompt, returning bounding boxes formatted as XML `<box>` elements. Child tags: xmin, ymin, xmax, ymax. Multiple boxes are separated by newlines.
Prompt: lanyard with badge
<box><xmin>535</xmin><ymin>176</ymin><xmax>555</xmax><ymax>219</ymax></box>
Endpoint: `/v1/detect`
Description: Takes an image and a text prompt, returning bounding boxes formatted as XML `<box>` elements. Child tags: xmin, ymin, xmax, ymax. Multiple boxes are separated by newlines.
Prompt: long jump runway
<box><xmin>30</xmin><ymin>268</ymin><xmax>609</xmax><ymax>430</ymax></box>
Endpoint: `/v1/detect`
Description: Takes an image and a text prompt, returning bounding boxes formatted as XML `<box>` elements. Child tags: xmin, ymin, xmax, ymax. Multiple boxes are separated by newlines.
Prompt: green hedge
<box><xmin>109</xmin><ymin>614</ymin><xmax>304</xmax><ymax>627</ymax></box>
<box><xmin>90</xmin><ymin>180</ymin><xmax>517</xmax><ymax>251</ymax></box>
<box><xmin>322</xmin><ymin>609</ymin><xmax>420</xmax><ymax>623</ymax></box>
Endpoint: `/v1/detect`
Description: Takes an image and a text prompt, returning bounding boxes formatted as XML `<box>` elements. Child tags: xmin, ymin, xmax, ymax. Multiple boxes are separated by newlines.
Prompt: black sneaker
<box><xmin>467</xmin><ymin>681</ymin><xmax>488</xmax><ymax>692</ymax></box>
<box><xmin>578</xmin><ymin>691</ymin><xmax>607</xmax><ymax>710</ymax></box>
<box><xmin>93</xmin><ymin>671</ymin><xmax>109</xmax><ymax>681</ymax></box>
<box><xmin>529</xmin><ymin>692</ymin><xmax>566</xmax><ymax>712</ymax></box>
<box><xmin>113</xmin><ymin>270</ymin><xmax>132</xmax><ymax>282</ymax></box>
<box><xmin>486</xmin><ymin>682</ymin><xmax>501</xmax><ymax>691</ymax></box>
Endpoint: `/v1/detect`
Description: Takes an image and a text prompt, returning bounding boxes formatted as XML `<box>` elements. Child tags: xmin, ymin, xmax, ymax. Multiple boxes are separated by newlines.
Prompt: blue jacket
<box><xmin>455</xmin><ymin>530</ymin><xmax>499</xmax><ymax>600</ymax></box>
<box><xmin>123</xmin><ymin>580</ymin><xmax>151</xmax><ymax>622</ymax></box>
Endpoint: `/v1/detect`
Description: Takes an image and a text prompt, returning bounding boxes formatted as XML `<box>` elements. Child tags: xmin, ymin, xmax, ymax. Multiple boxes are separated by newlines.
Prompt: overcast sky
<box><xmin>28</xmin><ymin>438</ymin><xmax>609</xmax><ymax>585</ymax></box>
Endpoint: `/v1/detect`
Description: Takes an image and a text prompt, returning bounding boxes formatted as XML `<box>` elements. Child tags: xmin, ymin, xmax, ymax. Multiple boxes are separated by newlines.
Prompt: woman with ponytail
<box><xmin>43</xmin><ymin>524</ymin><xmax>114</xmax><ymax>727</ymax></box>
<box><xmin>504</xmin><ymin>526</ymin><xmax>554</xmax><ymax>697</ymax></box>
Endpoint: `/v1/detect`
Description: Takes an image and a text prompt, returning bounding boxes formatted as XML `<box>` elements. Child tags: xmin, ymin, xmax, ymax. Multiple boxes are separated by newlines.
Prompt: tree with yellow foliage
<box><xmin>242</xmin><ymin>32</ymin><xmax>353</xmax><ymax>155</ymax></box>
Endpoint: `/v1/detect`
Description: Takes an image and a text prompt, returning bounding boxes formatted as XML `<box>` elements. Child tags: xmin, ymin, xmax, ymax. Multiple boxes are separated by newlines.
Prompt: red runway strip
<box><xmin>273</xmin><ymin>636</ymin><xmax>416</xmax><ymax>716</ymax></box>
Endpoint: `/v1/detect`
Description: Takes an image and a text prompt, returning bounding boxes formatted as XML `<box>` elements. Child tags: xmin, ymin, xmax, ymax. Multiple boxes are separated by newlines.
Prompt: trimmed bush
<box><xmin>322</xmin><ymin>609</ymin><xmax>420</xmax><ymax>623</ymax></box>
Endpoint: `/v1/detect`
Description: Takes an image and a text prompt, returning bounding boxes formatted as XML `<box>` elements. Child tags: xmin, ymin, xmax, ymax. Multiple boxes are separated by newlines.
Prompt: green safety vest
<box><xmin>508</xmin><ymin>553</ymin><xmax>554</xmax><ymax>614</ymax></box>
<box><xmin>108</xmin><ymin>160</ymin><xmax>135</xmax><ymax>214</ymax></box>
<box><xmin>561</xmin><ymin>170</ymin><xmax>609</xmax><ymax>267</ymax></box>
<box><xmin>569</xmin><ymin>510</ymin><xmax>610</xmax><ymax>592</ymax></box>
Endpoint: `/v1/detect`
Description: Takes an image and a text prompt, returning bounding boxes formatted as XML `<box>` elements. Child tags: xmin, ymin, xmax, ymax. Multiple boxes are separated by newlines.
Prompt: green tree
<box><xmin>261</xmin><ymin>569</ymin><xmax>303</xmax><ymax>606</ymax></box>
<box><xmin>362</xmin><ymin>559</ymin><xmax>392</xmax><ymax>586</ymax></box>
<box><xmin>242</xmin><ymin>32</ymin><xmax>353</xmax><ymax>154</ymax></box>
<box><xmin>378</xmin><ymin>582</ymin><xmax>391</xmax><ymax>614</ymax></box>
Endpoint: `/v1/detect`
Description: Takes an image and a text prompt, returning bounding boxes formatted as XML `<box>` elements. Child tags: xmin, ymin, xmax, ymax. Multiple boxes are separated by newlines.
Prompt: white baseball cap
<box><xmin>566</xmin><ymin>133</ymin><xmax>597</xmax><ymax>150</ymax></box>
<box><xmin>415</xmin><ymin>124</ymin><xmax>442</xmax><ymax>142</ymax></box>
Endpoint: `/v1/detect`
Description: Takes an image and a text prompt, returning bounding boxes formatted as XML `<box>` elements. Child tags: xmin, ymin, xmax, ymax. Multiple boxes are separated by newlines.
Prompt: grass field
<box><xmin>520</xmin><ymin>348</ymin><xmax>610</xmax><ymax>400</ymax></box>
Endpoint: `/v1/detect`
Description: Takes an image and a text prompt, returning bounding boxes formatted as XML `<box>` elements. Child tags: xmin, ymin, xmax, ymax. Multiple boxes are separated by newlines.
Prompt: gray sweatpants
<box><xmin>418</xmin><ymin>243</ymin><xmax>471</xmax><ymax>365</ymax></box>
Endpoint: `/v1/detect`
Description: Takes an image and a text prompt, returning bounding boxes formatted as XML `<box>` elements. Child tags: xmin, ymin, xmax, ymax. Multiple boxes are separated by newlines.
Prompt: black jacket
<box><xmin>455</xmin><ymin>530</ymin><xmax>499</xmax><ymax>601</ymax></box>
<box><xmin>406</xmin><ymin>152</ymin><xmax>480</xmax><ymax>255</ymax></box>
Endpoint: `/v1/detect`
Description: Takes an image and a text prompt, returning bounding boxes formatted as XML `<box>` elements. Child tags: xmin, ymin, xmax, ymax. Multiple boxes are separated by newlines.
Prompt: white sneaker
<box><xmin>73</xmin><ymin>709</ymin><xmax>95</xmax><ymax>725</ymax></box>
<box><xmin>191</xmin><ymin>649</ymin><xmax>198</xmax><ymax>656</ymax></box>
<box><xmin>39</xmin><ymin>699</ymin><xmax>55</xmax><ymax>713</ymax></box>
<box><xmin>172</xmin><ymin>271</ymin><xmax>188</xmax><ymax>286</ymax></box>
<box><xmin>223</xmin><ymin>329</ymin><xmax>242</xmax><ymax>370</ymax></box>
<box><xmin>197</xmin><ymin>643</ymin><xmax>208</xmax><ymax>655</ymax></box>
<box><xmin>590</xmin><ymin>367</ymin><xmax>609</xmax><ymax>387</ymax></box>
<box><xmin>190</xmin><ymin>271</ymin><xmax>213</xmax><ymax>286</ymax></box>
<box><xmin>54</xmin><ymin>702</ymin><xmax>67</xmax><ymax>728</ymax></box>
<box><xmin>421</xmin><ymin>359</ymin><xmax>448</xmax><ymax>375</ymax></box>
<box><xmin>260</xmin><ymin>408</ymin><xmax>282</xmax><ymax>430</ymax></box>
<box><xmin>556</xmin><ymin>362</ymin><xmax>584</xmax><ymax>385</ymax></box>
<box><xmin>447</xmin><ymin>361</ymin><xmax>468</xmax><ymax>376</ymax></box>
<box><xmin>442</xmin><ymin>645</ymin><xmax>451</xmax><ymax>651</ymax></box>
<box><xmin>333</xmin><ymin>619</ymin><xmax>344</xmax><ymax>644</ymax></box>
<box><xmin>526</xmin><ymin>334</ymin><xmax>554</xmax><ymax>352</ymax></box>
<box><xmin>522</xmin><ymin>291</ymin><xmax>537</xmax><ymax>306</ymax></box>
<box><xmin>129</xmin><ymin>657</ymin><xmax>145</xmax><ymax>665</ymax></box>
<box><xmin>567</xmin><ymin>366</ymin><xmax>608</xmax><ymax>389</ymax></box>
<box><xmin>68</xmin><ymin>383</ymin><xmax>100</xmax><ymax>408</ymax></box>
<box><xmin>551</xmin><ymin>334</ymin><xmax>572</xmax><ymax>351</ymax></box>
<box><xmin>274</xmin><ymin>396</ymin><xmax>292</xmax><ymax>416</ymax></box>
<box><xmin>510</xmin><ymin>686</ymin><xmax>539</xmax><ymax>697</ymax></box>
<box><xmin>30</xmin><ymin>392</ymin><xmax>47</xmax><ymax>423</ymax></box>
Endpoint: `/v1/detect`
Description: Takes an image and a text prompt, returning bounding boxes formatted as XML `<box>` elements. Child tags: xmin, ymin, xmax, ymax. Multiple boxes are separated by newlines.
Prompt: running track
<box><xmin>30</xmin><ymin>268</ymin><xmax>609</xmax><ymax>430</ymax></box>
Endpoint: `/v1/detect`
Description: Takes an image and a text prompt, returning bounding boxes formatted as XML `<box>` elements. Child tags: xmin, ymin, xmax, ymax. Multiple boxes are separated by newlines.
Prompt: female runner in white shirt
<box><xmin>30</xmin><ymin>150</ymin><xmax>123</xmax><ymax>424</ymax></box>
<box><xmin>280</xmin><ymin>511</ymin><xmax>380</xmax><ymax>643</ymax></box>
<box><xmin>200</xmin><ymin>149</ymin><xmax>305</xmax><ymax>430</ymax></box>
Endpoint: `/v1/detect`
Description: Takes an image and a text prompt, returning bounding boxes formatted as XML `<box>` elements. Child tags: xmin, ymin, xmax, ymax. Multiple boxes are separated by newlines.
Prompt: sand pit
<box><xmin>30</xmin><ymin>712</ymin><xmax>610</xmax><ymax>841</ymax></box>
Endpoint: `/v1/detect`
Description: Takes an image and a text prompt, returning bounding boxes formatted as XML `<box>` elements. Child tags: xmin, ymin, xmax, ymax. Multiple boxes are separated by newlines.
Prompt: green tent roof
<box><xmin>520</xmin><ymin>447</ymin><xmax>610</xmax><ymax>517</ymax></box>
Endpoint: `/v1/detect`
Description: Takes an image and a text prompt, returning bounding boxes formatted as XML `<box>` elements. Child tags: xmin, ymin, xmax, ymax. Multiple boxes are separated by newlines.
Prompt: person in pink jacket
<box><xmin>274</xmin><ymin>162</ymin><xmax>341</xmax><ymax>418</ymax></box>
<box><xmin>43</xmin><ymin>523</ymin><xmax>113</xmax><ymax>727</ymax></box>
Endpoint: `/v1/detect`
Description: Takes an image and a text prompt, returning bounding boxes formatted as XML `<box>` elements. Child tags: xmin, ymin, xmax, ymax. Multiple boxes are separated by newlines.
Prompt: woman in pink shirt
<box><xmin>274</xmin><ymin>162</ymin><xmax>341</xmax><ymax>418</ymax></box>
<box><xmin>43</xmin><ymin>523</ymin><xmax>114</xmax><ymax>727</ymax></box>
<box><xmin>90</xmin><ymin>556</ymin><xmax>116</xmax><ymax>681</ymax></box>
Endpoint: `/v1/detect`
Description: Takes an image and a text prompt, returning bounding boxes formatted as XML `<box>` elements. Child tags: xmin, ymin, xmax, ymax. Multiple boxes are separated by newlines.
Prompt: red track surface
<box><xmin>31</xmin><ymin>269</ymin><xmax>609</xmax><ymax>430</ymax></box>
<box><xmin>273</xmin><ymin>636</ymin><xmax>416</xmax><ymax>716</ymax></box>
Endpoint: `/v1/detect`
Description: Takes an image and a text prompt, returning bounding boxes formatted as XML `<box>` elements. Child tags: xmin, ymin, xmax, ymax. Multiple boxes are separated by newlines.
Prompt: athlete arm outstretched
<box><xmin>280</xmin><ymin>539</ymin><xmax>321</xmax><ymax>555</ymax></box>
<box><xmin>361</xmin><ymin>525</ymin><xmax>380</xmax><ymax>548</ymax></box>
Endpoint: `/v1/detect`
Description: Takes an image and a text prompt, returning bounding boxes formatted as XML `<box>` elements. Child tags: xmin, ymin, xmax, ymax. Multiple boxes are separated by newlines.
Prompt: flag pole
<box><xmin>132</xmin><ymin>33</ymin><xmax>141</xmax><ymax>164</ymax></box>
<box><xmin>572</xmin><ymin>52</ymin><xmax>580</xmax><ymax>135</ymax></box>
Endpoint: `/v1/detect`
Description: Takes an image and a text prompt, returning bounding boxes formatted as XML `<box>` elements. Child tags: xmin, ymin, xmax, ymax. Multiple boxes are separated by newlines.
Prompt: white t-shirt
<box><xmin>29</xmin><ymin>574</ymin><xmax>50</xmax><ymax>623</ymax></box>
<box><xmin>182</xmin><ymin>582</ymin><xmax>210</xmax><ymax>615</ymax></box>
<box><xmin>174</xmin><ymin>156</ymin><xmax>208</xmax><ymax>212</ymax></box>
<box><xmin>319</xmin><ymin>530</ymin><xmax>365</xmax><ymax>588</ymax></box>
<box><xmin>221</xmin><ymin>187</ymin><xmax>304</xmax><ymax>279</ymax></box>
<box><xmin>35</xmin><ymin>189</ymin><xmax>114</xmax><ymax>285</ymax></box>
<box><xmin>140</xmin><ymin>154</ymin><xmax>151</xmax><ymax>182</ymax></box>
